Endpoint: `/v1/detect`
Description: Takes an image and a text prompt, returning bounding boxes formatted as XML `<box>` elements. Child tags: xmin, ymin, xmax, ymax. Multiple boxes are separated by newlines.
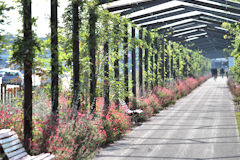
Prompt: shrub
<box><xmin>42</xmin><ymin>109</ymin><xmax>106</xmax><ymax>160</ymax></box>
<box><xmin>0</xmin><ymin>76</ymin><xmax>210</xmax><ymax>159</ymax></box>
<box><xmin>102</xmin><ymin>105</ymin><xmax>131</xmax><ymax>144</ymax></box>
<box><xmin>146</xmin><ymin>94</ymin><xmax>162</xmax><ymax>114</ymax></box>
<box><xmin>154</xmin><ymin>87</ymin><xmax>176</xmax><ymax>107</ymax></box>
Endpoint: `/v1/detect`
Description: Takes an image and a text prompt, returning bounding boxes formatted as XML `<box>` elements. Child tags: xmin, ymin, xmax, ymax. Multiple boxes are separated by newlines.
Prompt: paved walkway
<box><xmin>94</xmin><ymin>77</ymin><xmax>240</xmax><ymax>160</ymax></box>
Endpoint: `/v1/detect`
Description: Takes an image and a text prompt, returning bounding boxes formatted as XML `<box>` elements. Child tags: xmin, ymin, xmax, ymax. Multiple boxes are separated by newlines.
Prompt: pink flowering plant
<box><xmin>44</xmin><ymin>111</ymin><xmax>106</xmax><ymax>160</ymax></box>
<box><xmin>101</xmin><ymin>105</ymin><xmax>131</xmax><ymax>144</ymax></box>
<box><xmin>228</xmin><ymin>78</ymin><xmax>240</xmax><ymax>105</ymax></box>
<box><xmin>0</xmin><ymin>75</ymin><xmax>210</xmax><ymax>159</ymax></box>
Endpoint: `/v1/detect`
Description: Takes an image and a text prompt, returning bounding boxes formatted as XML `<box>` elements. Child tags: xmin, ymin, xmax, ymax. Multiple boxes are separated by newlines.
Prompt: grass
<box><xmin>235</xmin><ymin>112</ymin><xmax>240</xmax><ymax>135</ymax></box>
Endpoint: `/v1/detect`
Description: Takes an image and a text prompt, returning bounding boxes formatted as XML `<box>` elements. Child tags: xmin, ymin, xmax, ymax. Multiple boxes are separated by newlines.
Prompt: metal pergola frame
<box><xmin>101</xmin><ymin>0</ymin><xmax>240</xmax><ymax>58</ymax></box>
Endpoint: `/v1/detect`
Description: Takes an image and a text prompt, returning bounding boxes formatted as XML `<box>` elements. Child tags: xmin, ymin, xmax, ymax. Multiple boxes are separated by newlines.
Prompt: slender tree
<box><xmin>89</xmin><ymin>4</ymin><xmax>97</xmax><ymax>113</ymax></box>
<box><xmin>23</xmin><ymin>0</ymin><xmax>33</xmax><ymax>152</ymax></box>
<box><xmin>145</xmin><ymin>31</ymin><xmax>150</xmax><ymax>91</ymax></box>
<box><xmin>144</xmin><ymin>46</ymin><xmax>149</xmax><ymax>91</ymax></box>
<box><xmin>176</xmin><ymin>49</ymin><xmax>180</xmax><ymax>78</ymax></box>
<box><xmin>72</xmin><ymin>0</ymin><xmax>80</xmax><ymax>111</ymax></box>
<box><xmin>124</xmin><ymin>24</ymin><xmax>129</xmax><ymax>104</ymax></box>
<box><xmin>132</xmin><ymin>27</ymin><xmax>136</xmax><ymax>97</ymax></box>
<box><xmin>150</xmin><ymin>43</ymin><xmax>154</xmax><ymax>89</ymax></box>
<box><xmin>170</xmin><ymin>44</ymin><xmax>175</xmax><ymax>79</ymax></box>
<box><xmin>154</xmin><ymin>37</ymin><xmax>159</xmax><ymax>86</ymax></box>
<box><xmin>165</xmin><ymin>41</ymin><xmax>169</xmax><ymax>79</ymax></box>
<box><xmin>51</xmin><ymin>0</ymin><xmax>59</xmax><ymax>120</ymax></box>
<box><xmin>113</xmin><ymin>22</ymin><xmax>120</xmax><ymax>106</ymax></box>
<box><xmin>161</xmin><ymin>37</ymin><xmax>165</xmax><ymax>82</ymax></box>
<box><xmin>139</xmin><ymin>29</ymin><xmax>143</xmax><ymax>96</ymax></box>
<box><xmin>103</xmin><ymin>20</ymin><xmax>109</xmax><ymax>114</ymax></box>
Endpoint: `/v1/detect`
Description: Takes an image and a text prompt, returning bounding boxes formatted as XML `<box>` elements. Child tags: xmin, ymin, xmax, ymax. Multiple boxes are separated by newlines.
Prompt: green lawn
<box><xmin>235</xmin><ymin>112</ymin><xmax>240</xmax><ymax>135</ymax></box>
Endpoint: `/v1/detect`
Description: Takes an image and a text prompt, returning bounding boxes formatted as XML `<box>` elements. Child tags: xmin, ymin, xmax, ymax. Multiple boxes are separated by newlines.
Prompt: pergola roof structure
<box><xmin>101</xmin><ymin>0</ymin><xmax>240</xmax><ymax>58</ymax></box>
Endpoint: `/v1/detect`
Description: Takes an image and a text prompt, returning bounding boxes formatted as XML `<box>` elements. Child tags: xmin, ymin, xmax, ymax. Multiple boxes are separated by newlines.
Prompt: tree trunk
<box><xmin>170</xmin><ymin>44</ymin><xmax>175</xmax><ymax>79</ymax></box>
<box><xmin>144</xmin><ymin>48</ymin><xmax>148</xmax><ymax>91</ymax></box>
<box><xmin>51</xmin><ymin>0</ymin><xmax>59</xmax><ymax>121</ymax></box>
<box><xmin>124</xmin><ymin>24</ymin><xmax>129</xmax><ymax>104</ymax></box>
<box><xmin>161</xmin><ymin>38</ymin><xmax>165</xmax><ymax>83</ymax></box>
<box><xmin>165</xmin><ymin>43</ymin><xmax>169</xmax><ymax>79</ymax></box>
<box><xmin>104</xmin><ymin>21</ymin><xmax>109</xmax><ymax>114</ymax></box>
<box><xmin>113</xmin><ymin>23</ymin><xmax>119</xmax><ymax>106</ymax></box>
<box><xmin>176</xmin><ymin>52</ymin><xmax>180</xmax><ymax>78</ymax></box>
<box><xmin>151</xmin><ymin>43</ymin><xmax>154</xmax><ymax>89</ymax></box>
<box><xmin>72</xmin><ymin>1</ymin><xmax>80</xmax><ymax>112</ymax></box>
<box><xmin>89</xmin><ymin>6</ymin><xmax>97</xmax><ymax>113</ymax></box>
<box><xmin>23</xmin><ymin>0</ymin><xmax>33</xmax><ymax>153</ymax></box>
<box><xmin>132</xmin><ymin>27</ymin><xmax>136</xmax><ymax>97</ymax></box>
<box><xmin>139</xmin><ymin>29</ymin><xmax>143</xmax><ymax>96</ymax></box>
<box><xmin>144</xmin><ymin>31</ymin><xmax>149</xmax><ymax>92</ymax></box>
<box><xmin>154</xmin><ymin>38</ymin><xmax>158</xmax><ymax>86</ymax></box>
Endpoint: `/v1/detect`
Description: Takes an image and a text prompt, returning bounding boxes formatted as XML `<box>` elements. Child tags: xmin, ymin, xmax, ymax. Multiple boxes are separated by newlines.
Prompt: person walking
<box><xmin>225</xmin><ymin>67</ymin><xmax>229</xmax><ymax>78</ymax></box>
<box><xmin>220</xmin><ymin>68</ymin><xmax>224</xmax><ymax>78</ymax></box>
<box><xmin>213</xmin><ymin>68</ymin><xmax>218</xmax><ymax>80</ymax></box>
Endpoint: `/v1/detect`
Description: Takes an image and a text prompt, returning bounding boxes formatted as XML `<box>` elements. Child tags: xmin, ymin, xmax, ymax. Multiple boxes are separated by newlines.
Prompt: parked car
<box><xmin>1</xmin><ymin>69</ymin><xmax>23</xmax><ymax>86</ymax></box>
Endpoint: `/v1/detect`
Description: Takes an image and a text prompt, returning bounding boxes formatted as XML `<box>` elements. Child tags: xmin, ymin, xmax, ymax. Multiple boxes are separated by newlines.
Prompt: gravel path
<box><xmin>94</xmin><ymin>77</ymin><xmax>240</xmax><ymax>160</ymax></box>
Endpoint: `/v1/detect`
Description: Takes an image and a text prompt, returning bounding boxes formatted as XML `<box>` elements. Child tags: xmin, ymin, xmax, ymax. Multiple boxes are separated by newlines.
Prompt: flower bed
<box><xmin>228</xmin><ymin>78</ymin><xmax>240</xmax><ymax>105</ymax></box>
<box><xmin>0</xmin><ymin>75</ymin><xmax>210</xmax><ymax>159</ymax></box>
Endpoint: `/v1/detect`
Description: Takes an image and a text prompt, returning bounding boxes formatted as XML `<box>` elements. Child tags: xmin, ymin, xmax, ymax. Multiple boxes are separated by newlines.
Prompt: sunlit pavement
<box><xmin>94</xmin><ymin>77</ymin><xmax>240</xmax><ymax>160</ymax></box>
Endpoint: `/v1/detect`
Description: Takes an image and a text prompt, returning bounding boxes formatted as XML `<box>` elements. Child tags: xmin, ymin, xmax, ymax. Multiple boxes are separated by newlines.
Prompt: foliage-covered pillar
<box><xmin>161</xmin><ymin>37</ymin><xmax>165</xmax><ymax>82</ymax></box>
<box><xmin>23</xmin><ymin>0</ymin><xmax>33</xmax><ymax>152</ymax></box>
<box><xmin>154</xmin><ymin>37</ymin><xmax>159</xmax><ymax>86</ymax></box>
<box><xmin>139</xmin><ymin>29</ymin><xmax>143</xmax><ymax>96</ymax></box>
<box><xmin>113</xmin><ymin>22</ymin><xmax>120</xmax><ymax>106</ymax></box>
<box><xmin>104</xmin><ymin>21</ymin><xmax>109</xmax><ymax>114</ymax></box>
<box><xmin>170</xmin><ymin>43</ymin><xmax>173</xmax><ymax>79</ymax></box>
<box><xmin>51</xmin><ymin>0</ymin><xmax>59</xmax><ymax>120</ymax></box>
<box><xmin>165</xmin><ymin>41</ymin><xmax>169</xmax><ymax>79</ymax></box>
<box><xmin>171</xmin><ymin>44</ymin><xmax>176</xmax><ymax>79</ymax></box>
<box><xmin>145</xmin><ymin>31</ymin><xmax>149</xmax><ymax>91</ymax></box>
<box><xmin>151</xmin><ymin>42</ymin><xmax>154</xmax><ymax>89</ymax></box>
<box><xmin>176</xmin><ymin>48</ymin><xmax>180</xmax><ymax>78</ymax></box>
<box><xmin>124</xmin><ymin>24</ymin><xmax>129</xmax><ymax>104</ymax></box>
<box><xmin>72</xmin><ymin>0</ymin><xmax>80</xmax><ymax>111</ymax></box>
<box><xmin>89</xmin><ymin>5</ymin><xmax>97</xmax><ymax>113</ymax></box>
<box><xmin>183</xmin><ymin>54</ymin><xmax>188</xmax><ymax>77</ymax></box>
<box><xmin>132</xmin><ymin>27</ymin><xmax>136</xmax><ymax>97</ymax></box>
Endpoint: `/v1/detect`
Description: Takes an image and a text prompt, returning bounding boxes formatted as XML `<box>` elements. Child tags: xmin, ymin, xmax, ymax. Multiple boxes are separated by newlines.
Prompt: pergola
<box><xmin>100</xmin><ymin>0</ymin><xmax>240</xmax><ymax>58</ymax></box>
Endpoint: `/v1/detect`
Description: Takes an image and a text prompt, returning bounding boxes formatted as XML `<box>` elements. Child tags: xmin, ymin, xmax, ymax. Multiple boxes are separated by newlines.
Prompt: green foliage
<box><xmin>11</xmin><ymin>32</ymin><xmax>41</xmax><ymax>67</ymax></box>
<box><xmin>0</xmin><ymin>1</ymin><xmax>13</xmax><ymax>52</ymax></box>
<box><xmin>222</xmin><ymin>22</ymin><xmax>240</xmax><ymax>83</ymax></box>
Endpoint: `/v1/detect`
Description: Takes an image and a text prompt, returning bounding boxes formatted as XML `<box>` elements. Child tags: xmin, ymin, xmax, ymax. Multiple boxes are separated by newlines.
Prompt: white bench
<box><xmin>119</xmin><ymin>99</ymin><xmax>143</xmax><ymax>115</ymax></box>
<box><xmin>0</xmin><ymin>129</ymin><xmax>55</xmax><ymax>160</ymax></box>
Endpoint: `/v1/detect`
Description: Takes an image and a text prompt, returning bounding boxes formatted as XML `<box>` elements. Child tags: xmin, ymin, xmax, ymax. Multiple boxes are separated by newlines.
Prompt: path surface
<box><xmin>94</xmin><ymin>77</ymin><xmax>240</xmax><ymax>160</ymax></box>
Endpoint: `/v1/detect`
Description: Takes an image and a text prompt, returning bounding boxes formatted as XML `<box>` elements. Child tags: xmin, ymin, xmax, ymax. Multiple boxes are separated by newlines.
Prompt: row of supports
<box><xmin>103</xmin><ymin>25</ymin><xmax>190</xmax><ymax>107</ymax></box>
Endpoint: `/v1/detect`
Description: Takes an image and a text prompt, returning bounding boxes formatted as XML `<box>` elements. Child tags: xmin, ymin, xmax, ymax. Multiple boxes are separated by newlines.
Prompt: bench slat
<box><xmin>0</xmin><ymin>131</ymin><xmax>16</xmax><ymax>140</ymax></box>
<box><xmin>0</xmin><ymin>135</ymin><xmax>19</xmax><ymax>145</ymax></box>
<box><xmin>22</xmin><ymin>155</ymin><xmax>36</xmax><ymax>160</ymax></box>
<box><xmin>5</xmin><ymin>143</ymin><xmax>23</xmax><ymax>154</ymax></box>
<box><xmin>0</xmin><ymin>129</ymin><xmax>54</xmax><ymax>160</ymax></box>
<box><xmin>42</xmin><ymin>154</ymin><xmax>55</xmax><ymax>160</ymax></box>
<box><xmin>9</xmin><ymin>151</ymin><xmax>28</xmax><ymax>160</ymax></box>
<box><xmin>32</xmin><ymin>153</ymin><xmax>50</xmax><ymax>160</ymax></box>
<box><xmin>119</xmin><ymin>99</ymin><xmax>143</xmax><ymax>115</ymax></box>
<box><xmin>133</xmin><ymin>109</ymin><xmax>143</xmax><ymax>114</ymax></box>
<box><xmin>2</xmin><ymin>139</ymin><xmax>21</xmax><ymax>149</ymax></box>
<box><xmin>7</xmin><ymin>148</ymin><xmax>25</xmax><ymax>158</ymax></box>
<box><xmin>0</xmin><ymin>129</ymin><xmax>11</xmax><ymax>135</ymax></box>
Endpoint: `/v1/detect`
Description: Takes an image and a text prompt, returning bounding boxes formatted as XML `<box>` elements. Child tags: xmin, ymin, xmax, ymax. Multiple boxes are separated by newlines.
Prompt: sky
<box><xmin>1</xmin><ymin>0</ymin><xmax>69</xmax><ymax>37</ymax></box>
